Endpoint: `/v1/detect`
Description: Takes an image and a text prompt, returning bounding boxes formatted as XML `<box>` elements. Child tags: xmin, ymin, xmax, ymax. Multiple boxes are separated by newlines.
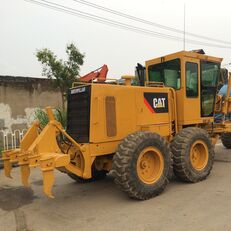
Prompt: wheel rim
<box><xmin>137</xmin><ymin>147</ymin><xmax>164</xmax><ymax>184</ymax></box>
<box><xmin>190</xmin><ymin>140</ymin><xmax>209</xmax><ymax>171</ymax></box>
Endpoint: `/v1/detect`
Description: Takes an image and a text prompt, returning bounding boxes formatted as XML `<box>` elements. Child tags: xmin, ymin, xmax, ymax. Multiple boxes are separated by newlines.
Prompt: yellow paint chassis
<box><xmin>2</xmin><ymin>50</ymin><xmax>231</xmax><ymax>199</ymax></box>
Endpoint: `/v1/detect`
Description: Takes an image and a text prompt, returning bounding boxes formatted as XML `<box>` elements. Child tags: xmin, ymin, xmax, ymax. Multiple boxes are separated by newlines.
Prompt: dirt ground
<box><xmin>0</xmin><ymin>143</ymin><xmax>231</xmax><ymax>231</ymax></box>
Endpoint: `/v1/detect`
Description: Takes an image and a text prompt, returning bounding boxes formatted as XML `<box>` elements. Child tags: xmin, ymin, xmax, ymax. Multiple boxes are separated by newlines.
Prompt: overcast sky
<box><xmin>1</xmin><ymin>0</ymin><xmax>231</xmax><ymax>78</ymax></box>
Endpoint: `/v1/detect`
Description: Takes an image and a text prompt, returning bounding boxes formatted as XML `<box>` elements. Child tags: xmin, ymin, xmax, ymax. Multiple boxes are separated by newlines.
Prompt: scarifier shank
<box><xmin>2</xmin><ymin>107</ymin><xmax>88</xmax><ymax>198</ymax></box>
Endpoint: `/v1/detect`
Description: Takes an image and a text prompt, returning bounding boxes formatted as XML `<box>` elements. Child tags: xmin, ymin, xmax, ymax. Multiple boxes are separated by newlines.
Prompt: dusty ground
<box><xmin>0</xmin><ymin>144</ymin><xmax>231</xmax><ymax>231</ymax></box>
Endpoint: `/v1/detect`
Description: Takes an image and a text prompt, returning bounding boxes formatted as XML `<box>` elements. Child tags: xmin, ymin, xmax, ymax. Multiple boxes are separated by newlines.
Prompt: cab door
<box><xmin>182</xmin><ymin>57</ymin><xmax>201</xmax><ymax>124</ymax></box>
<box><xmin>200</xmin><ymin>61</ymin><xmax>220</xmax><ymax>117</ymax></box>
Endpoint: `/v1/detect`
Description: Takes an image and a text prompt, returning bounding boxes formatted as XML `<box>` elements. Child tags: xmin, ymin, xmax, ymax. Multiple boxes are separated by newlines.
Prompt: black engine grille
<box><xmin>66</xmin><ymin>85</ymin><xmax>91</xmax><ymax>143</ymax></box>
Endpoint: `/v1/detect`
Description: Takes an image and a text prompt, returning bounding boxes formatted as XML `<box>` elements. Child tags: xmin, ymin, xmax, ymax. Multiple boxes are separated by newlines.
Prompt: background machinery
<box><xmin>2</xmin><ymin>50</ymin><xmax>231</xmax><ymax>200</ymax></box>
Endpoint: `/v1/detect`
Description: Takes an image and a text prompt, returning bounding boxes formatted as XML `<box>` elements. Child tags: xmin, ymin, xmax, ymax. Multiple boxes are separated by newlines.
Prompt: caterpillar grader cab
<box><xmin>2</xmin><ymin>50</ymin><xmax>231</xmax><ymax>200</ymax></box>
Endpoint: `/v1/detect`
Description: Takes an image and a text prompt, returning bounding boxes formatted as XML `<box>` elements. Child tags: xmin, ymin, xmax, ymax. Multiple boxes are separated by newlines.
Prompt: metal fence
<box><xmin>0</xmin><ymin>129</ymin><xmax>27</xmax><ymax>151</ymax></box>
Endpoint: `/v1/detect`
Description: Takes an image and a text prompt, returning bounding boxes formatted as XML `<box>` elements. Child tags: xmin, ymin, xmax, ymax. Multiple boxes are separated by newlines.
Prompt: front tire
<box><xmin>171</xmin><ymin>127</ymin><xmax>214</xmax><ymax>182</ymax></box>
<box><xmin>112</xmin><ymin>131</ymin><xmax>172</xmax><ymax>200</ymax></box>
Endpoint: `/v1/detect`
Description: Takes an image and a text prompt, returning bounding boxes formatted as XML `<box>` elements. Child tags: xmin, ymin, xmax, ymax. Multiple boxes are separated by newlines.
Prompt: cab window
<box><xmin>148</xmin><ymin>59</ymin><xmax>181</xmax><ymax>89</ymax></box>
<box><xmin>200</xmin><ymin>61</ymin><xmax>220</xmax><ymax>117</ymax></box>
<box><xmin>186</xmin><ymin>62</ymin><xmax>198</xmax><ymax>97</ymax></box>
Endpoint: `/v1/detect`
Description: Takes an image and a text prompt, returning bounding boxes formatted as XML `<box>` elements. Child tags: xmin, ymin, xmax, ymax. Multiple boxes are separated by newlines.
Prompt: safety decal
<box><xmin>144</xmin><ymin>92</ymin><xmax>168</xmax><ymax>113</ymax></box>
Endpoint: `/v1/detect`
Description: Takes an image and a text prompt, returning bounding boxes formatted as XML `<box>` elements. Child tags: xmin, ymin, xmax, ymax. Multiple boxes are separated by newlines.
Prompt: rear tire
<box><xmin>171</xmin><ymin>127</ymin><xmax>214</xmax><ymax>182</ymax></box>
<box><xmin>112</xmin><ymin>131</ymin><xmax>172</xmax><ymax>200</ymax></box>
<box><xmin>221</xmin><ymin>133</ymin><xmax>231</xmax><ymax>149</ymax></box>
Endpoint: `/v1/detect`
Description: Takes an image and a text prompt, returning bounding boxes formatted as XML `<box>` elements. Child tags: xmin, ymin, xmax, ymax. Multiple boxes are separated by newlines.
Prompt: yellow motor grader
<box><xmin>2</xmin><ymin>50</ymin><xmax>231</xmax><ymax>200</ymax></box>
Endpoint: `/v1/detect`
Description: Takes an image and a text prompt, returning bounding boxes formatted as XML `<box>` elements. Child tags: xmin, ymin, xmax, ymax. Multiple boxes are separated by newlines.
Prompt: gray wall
<box><xmin>0</xmin><ymin>76</ymin><xmax>62</xmax><ymax>132</ymax></box>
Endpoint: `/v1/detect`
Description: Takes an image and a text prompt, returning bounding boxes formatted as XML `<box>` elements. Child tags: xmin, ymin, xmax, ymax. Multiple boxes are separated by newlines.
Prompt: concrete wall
<box><xmin>0</xmin><ymin>76</ymin><xmax>62</xmax><ymax>132</ymax></box>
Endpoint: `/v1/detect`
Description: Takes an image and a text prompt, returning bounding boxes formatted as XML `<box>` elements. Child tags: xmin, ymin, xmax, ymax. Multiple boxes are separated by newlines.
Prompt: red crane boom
<box><xmin>79</xmin><ymin>64</ymin><xmax>108</xmax><ymax>82</ymax></box>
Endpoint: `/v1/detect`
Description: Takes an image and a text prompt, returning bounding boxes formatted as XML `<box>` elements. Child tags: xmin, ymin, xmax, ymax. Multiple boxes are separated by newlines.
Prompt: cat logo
<box><xmin>144</xmin><ymin>92</ymin><xmax>168</xmax><ymax>113</ymax></box>
<box><xmin>153</xmin><ymin>98</ymin><xmax>166</xmax><ymax>109</ymax></box>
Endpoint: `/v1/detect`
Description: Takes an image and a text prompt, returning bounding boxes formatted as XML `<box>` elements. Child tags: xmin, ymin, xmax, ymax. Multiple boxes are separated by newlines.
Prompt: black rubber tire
<box><xmin>221</xmin><ymin>133</ymin><xmax>231</xmax><ymax>149</ymax></box>
<box><xmin>112</xmin><ymin>131</ymin><xmax>172</xmax><ymax>200</ymax></box>
<box><xmin>67</xmin><ymin>169</ymin><xmax>107</xmax><ymax>183</ymax></box>
<box><xmin>171</xmin><ymin>127</ymin><xmax>214</xmax><ymax>183</ymax></box>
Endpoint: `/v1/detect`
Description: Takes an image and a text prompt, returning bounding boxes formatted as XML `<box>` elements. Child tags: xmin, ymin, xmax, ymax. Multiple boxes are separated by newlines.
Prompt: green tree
<box><xmin>33</xmin><ymin>108</ymin><xmax>67</xmax><ymax>129</ymax></box>
<box><xmin>36</xmin><ymin>43</ymin><xmax>85</xmax><ymax>110</ymax></box>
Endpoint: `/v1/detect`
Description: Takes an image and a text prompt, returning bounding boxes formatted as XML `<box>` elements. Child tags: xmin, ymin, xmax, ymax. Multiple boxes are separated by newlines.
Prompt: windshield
<box><xmin>148</xmin><ymin>59</ymin><xmax>181</xmax><ymax>89</ymax></box>
<box><xmin>201</xmin><ymin>61</ymin><xmax>220</xmax><ymax>87</ymax></box>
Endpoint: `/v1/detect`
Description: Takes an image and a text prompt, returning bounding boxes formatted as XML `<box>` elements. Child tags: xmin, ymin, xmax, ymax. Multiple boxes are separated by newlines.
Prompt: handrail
<box><xmin>72</xmin><ymin>78</ymin><xmax>120</xmax><ymax>87</ymax></box>
<box><xmin>145</xmin><ymin>81</ymin><xmax>165</xmax><ymax>87</ymax></box>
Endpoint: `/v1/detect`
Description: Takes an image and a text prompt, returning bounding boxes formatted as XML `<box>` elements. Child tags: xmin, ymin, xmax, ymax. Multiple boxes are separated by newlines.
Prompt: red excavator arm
<box><xmin>79</xmin><ymin>64</ymin><xmax>108</xmax><ymax>82</ymax></box>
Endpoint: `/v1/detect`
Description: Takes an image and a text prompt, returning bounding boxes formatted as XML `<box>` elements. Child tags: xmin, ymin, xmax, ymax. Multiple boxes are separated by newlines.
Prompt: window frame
<box><xmin>185</xmin><ymin>62</ymin><xmax>199</xmax><ymax>98</ymax></box>
<box><xmin>200</xmin><ymin>60</ymin><xmax>220</xmax><ymax>117</ymax></box>
<box><xmin>148</xmin><ymin>58</ymin><xmax>181</xmax><ymax>90</ymax></box>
